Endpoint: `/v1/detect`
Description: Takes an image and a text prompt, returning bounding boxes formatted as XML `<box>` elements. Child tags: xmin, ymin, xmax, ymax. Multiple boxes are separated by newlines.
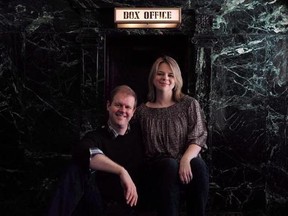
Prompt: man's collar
<box><xmin>107</xmin><ymin>121</ymin><xmax>130</xmax><ymax>138</ymax></box>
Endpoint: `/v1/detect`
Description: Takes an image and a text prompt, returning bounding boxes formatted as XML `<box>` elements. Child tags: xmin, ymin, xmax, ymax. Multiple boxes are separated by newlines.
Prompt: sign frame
<box><xmin>114</xmin><ymin>7</ymin><xmax>182</xmax><ymax>29</ymax></box>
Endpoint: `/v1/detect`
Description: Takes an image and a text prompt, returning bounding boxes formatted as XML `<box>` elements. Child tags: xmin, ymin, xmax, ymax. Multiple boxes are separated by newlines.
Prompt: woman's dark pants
<box><xmin>143</xmin><ymin>157</ymin><xmax>209</xmax><ymax>216</ymax></box>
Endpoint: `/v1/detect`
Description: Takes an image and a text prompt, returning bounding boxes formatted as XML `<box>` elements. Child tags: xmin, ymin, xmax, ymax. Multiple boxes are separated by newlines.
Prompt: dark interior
<box><xmin>105</xmin><ymin>35</ymin><xmax>194</xmax><ymax>105</ymax></box>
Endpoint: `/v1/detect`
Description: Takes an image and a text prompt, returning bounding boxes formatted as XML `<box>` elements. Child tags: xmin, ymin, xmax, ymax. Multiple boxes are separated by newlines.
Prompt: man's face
<box><xmin>107</xmin><ymin>92</ymin><xmax>136</xmax><ymax>130</ymax></box>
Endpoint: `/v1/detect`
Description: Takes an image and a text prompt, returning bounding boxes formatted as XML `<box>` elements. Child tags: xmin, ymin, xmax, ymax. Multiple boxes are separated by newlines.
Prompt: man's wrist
<box><xmin>118</xmin><ymin>166</ymin><xmax>127</xmax><ymax>176</ymax></box>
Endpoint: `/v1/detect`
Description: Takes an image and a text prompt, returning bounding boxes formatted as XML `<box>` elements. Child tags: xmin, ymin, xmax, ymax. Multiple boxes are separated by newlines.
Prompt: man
<box><xmin>47</xmin><ymin>85</ymin><xmax>143</xmax><ymax>216</ymax></box>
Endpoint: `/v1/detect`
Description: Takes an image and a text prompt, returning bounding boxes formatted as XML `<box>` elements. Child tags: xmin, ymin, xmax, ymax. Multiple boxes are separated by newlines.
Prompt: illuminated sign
<box><xmin>114</xmin><ymin>8</ymin><xmax>181</xmax><ymax>28</ymax></box>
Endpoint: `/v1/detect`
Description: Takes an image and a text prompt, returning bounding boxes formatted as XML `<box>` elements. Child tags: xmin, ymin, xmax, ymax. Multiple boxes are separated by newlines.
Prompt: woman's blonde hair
<box><xmin>147</xmin><ymin>56</ymin><xmax>184</xmax><ymax>102</ymax></box>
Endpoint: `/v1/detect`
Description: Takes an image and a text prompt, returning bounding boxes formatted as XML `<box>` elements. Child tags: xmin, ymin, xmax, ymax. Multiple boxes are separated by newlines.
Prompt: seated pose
<box><xmin>47</xmin><ymin>85</ymin><xmax>144</xmax><ymax>216</ymax></box>
<box><xmin>135</xmin><ymin>56</ymin><xmax>209</xmax><ymax>216</ymax></box>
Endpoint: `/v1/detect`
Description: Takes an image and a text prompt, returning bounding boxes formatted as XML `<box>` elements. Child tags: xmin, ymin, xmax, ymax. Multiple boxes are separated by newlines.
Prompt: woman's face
<box><xmin>153</xmin><ymin>62</ymin><xmax>176</xmax><ymax>93</ymax></box>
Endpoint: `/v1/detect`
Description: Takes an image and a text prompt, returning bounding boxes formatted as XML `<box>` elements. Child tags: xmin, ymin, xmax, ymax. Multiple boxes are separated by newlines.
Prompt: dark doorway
<box><xmin>105</xmin><ymin>35</ymin><xmax>194</xmax><ymax>105</ymax></box>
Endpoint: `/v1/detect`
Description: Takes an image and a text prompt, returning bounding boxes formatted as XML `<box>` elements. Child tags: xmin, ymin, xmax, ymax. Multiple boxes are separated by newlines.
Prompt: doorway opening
<box><xmin>105</xmin><ymin>34</ymin><xmax>195</xmax><ymax>105</ymax></box>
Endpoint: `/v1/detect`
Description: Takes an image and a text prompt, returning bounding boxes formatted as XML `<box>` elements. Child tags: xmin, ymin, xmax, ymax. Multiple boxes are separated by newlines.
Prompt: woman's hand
<box><xmin>119</xmin><ymin>168</ymin><xmax>138</xmax><ymax>206</ymax></box>
<box><xmin>179</xmin><ymin>156</ymin><xmax>193</xmax><ymax>184</ymax></box>
<box><xmin>179</xmin><ymin>144</ymin><xmax>201</xmax><ymax>184</ymax></box>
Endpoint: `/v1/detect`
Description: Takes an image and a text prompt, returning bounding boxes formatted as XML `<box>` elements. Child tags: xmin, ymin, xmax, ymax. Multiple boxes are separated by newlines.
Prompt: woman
<box><xmin>135</xmin><ymin>56</ymin><xmax>209</xmax><ymax>216</ymax></box>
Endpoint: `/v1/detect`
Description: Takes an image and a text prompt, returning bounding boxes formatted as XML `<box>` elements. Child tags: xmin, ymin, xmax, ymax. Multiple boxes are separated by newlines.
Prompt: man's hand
<box><xmin>119</xmin><ymin>168</ymin><xmax>138</xmax><ymax>206</ymax></box>
<box><xmin>90</xmin><ymin>154</ymin><xmax>138</xmax><ymax>206</ymax></box>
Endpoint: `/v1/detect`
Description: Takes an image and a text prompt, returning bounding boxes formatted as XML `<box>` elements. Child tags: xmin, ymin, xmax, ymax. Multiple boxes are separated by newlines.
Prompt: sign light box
<box><xmin>114</xmin><ymin>8</ymin><xmax>181</xmax><ymax>29</ymax></box>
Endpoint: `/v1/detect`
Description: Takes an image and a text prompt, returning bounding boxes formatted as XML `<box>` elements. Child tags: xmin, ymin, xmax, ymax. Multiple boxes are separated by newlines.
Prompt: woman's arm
<box><xmin>179</xmin><ymin>144</ymin><xmax>202</xmax><ymax>184</ymax></box>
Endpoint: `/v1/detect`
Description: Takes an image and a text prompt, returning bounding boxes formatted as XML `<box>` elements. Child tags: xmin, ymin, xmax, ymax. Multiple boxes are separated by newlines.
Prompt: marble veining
<box><xmin>0</xmin><ymin>0</ymin><xmax>287</xmax><ymax>215</ymax></box>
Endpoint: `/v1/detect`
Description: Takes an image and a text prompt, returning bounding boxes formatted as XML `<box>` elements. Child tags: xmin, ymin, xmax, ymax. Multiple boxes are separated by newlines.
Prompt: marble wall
<box><xmin>209</xmin><ymin>1</ymin><xmax>287</xmax><ymax>215</ymax></box>
<box><xmin>0</xmin><ymin>0</ymin><xmax>287</xmax><ymax>215</ymax></box>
